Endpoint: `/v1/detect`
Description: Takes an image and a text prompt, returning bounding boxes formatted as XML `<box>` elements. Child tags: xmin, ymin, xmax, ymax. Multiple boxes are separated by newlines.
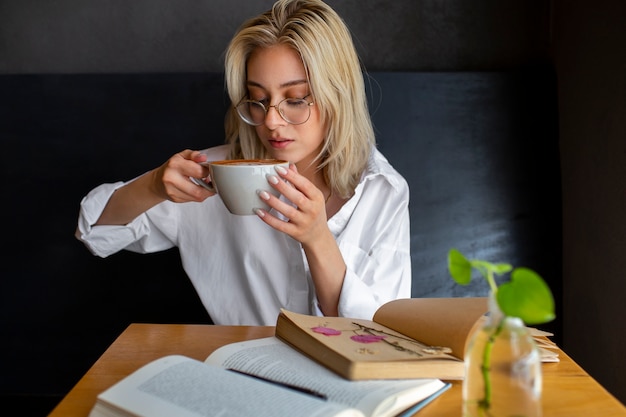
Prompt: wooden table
<box><xmin>48</xmin><ymin>323</ymin><xmax>626</xmax><ymax>417</ymax></box>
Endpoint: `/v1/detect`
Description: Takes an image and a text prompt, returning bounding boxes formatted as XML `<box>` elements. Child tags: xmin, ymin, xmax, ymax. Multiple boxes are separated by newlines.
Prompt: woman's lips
<box><xmin>268</xmin><ymin>138</ymin><xmax>294</xmax><ymax>149</ymax></box>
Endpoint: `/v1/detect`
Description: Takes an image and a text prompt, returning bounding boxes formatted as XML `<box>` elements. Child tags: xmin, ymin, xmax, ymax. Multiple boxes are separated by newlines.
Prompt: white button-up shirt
<box><xmin>75</xmin><ymin>145</ymin><xmax>411</xmax><ymax>325</ymax></box>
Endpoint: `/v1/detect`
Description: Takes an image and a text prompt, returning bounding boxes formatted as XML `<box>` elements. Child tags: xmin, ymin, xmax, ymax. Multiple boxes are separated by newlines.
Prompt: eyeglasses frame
<box><xmin>235</xmin><ymin>95</ymin><xmax>315</xmax><ymax>126</ymax></box>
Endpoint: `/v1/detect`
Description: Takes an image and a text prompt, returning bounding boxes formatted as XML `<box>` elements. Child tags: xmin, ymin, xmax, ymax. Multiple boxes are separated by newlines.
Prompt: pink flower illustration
<box><xmin>350</xmin><ymin>334</ymin><xmax>387</xmax><ymax>343</ymax></box>
<box><xmin>312</xmin><ymin>326</ymin><xmax>342</xmax><ymax>336</ymax></box>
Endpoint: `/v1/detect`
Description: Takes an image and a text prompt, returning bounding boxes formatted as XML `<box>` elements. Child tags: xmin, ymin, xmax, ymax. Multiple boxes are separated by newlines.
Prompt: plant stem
<box><xmin>479</xmin><ymin>314</ymin><xmax>505</xmax><ymax>412</ymax></box>
<box><xmin>485</xmin><ymin>269</ymin><xmax>498</xmax><ymax>294</ymax></box>
<box><xmin>470</xmin><ymin>260</ymin><xmax>499</xmax><ymax>294</ymax></box>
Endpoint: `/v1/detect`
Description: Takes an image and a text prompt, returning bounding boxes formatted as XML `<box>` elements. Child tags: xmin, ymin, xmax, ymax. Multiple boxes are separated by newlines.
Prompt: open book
<box><xmin>88</xmin><ymin>337</ymin><xmax>450</xmax><ymax>417</ymax></box>
<box><xmin>276</xmin><ymin>297</ymin><xmax>559</xmax><ymax>381</ymax></box>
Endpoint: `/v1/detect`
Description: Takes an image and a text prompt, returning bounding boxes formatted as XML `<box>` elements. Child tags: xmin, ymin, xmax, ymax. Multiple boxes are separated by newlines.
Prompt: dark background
<box><xmin>1</xmin><ymin>0</ymin><xmax>624</xmax><ymax>414</ymax></box>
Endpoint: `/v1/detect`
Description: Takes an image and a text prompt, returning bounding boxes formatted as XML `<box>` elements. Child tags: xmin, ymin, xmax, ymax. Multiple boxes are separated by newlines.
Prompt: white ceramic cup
<box><xmin>192</xmin><ymin>159</ymin><xmax>289</xmax><ymax>215</ymax></box>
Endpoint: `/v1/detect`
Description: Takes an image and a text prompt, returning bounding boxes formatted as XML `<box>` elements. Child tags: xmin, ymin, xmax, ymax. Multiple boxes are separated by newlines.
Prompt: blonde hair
<box><xmin>224</xmin><ymin>0</ymin><xmax>375</xmax><ymax>198</ymax></box>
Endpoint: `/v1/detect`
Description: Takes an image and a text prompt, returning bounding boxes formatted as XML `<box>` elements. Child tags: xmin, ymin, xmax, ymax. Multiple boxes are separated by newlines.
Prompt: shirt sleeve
<box><xmin>75</xmin><ymin>144</ymin><xmax>228</xmax><ymax>258</ymax></box>
<box><xmin>334</xmin><ymin>173</ymin><xmax>412</xmax><ymax>320</ymax></box>
<box><xmin>75</xmin><ymin>181</ymin><xmax>177</xmax><ymax>258</ymax></box>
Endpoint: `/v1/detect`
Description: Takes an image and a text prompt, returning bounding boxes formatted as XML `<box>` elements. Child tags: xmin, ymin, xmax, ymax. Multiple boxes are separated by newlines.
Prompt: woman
<box><xmin>76</xmin><ymin>0</ymin><xmax>410</xmax><ymax>325</ymax></box>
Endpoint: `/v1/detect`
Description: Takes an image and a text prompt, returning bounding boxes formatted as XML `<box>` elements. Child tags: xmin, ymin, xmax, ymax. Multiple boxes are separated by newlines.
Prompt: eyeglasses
<box><xmin>235</xmin><ymin>95</ymin><xmax>314</xmax><ymax>126</ymax></box>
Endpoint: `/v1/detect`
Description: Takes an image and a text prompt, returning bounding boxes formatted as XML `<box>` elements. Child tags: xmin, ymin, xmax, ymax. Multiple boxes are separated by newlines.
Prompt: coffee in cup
<box><xmin>193</xmin><ymin>159</ymin><xmax>289</xmax><ymax>215</ymax></box>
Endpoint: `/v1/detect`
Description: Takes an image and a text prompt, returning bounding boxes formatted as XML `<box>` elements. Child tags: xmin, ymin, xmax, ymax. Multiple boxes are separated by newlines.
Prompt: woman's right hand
<box><xmin>151</xmin><ymin>149</ymin><xmax>216</xmax><ymax>203</ymax></box>
<box><xmin>95</xmin><ymin>149</ymin><xmax>215</xmax><ymax>226</ymax></box>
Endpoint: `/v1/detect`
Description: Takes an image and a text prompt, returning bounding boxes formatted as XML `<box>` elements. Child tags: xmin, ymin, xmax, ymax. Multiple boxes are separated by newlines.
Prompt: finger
<box><xmin>190</xmin><ymin>149</ymin><xmax>211</xmax><ymax>164</ymax></box>
<box><xmin>264</xmin><ymin>173</ymin><xmax>311</xmax><ymax>218</ymax></box>
<box><xmin>255</xmin><ymin>208</ymin><xmax>298</xmax><ymax>234</ymax></box>
<box><xmin>174</xmin><ymin>150</ymin><xmax>210</xmax><ymax>176</ymax></box>
<box><xmin>255</xmin><ymin>192</ymin><xmax>325</xmax><ymax>244</ymax></box>
<box><xmin>274</xmin><ymin>164</ymin><xmax>323</xmax><ymax>202</ymax></box>
<box><xmin>257</xmin><ymin>186</ymin><xmax>301</xmax><ymax>221</ymax></box>
<box><xmin>163</xmin><ymin>171</ymin><xmax>214</xmax><ymax>202</ymax></box>
<box><xmin>159</xmin><ymin>152</ymin><xmax>214</xmax><ymax>202</ymax></box>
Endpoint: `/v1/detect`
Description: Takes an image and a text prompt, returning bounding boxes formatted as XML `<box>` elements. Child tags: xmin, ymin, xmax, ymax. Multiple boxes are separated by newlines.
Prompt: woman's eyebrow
<box><xmin>246</xmin><ymin>79</ymin><xmax>308</xmax><ymax>89</ymax></box>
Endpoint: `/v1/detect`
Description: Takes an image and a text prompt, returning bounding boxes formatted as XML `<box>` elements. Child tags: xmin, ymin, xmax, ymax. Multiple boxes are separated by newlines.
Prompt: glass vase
<box><xmin>463</xmin><ymin>294</ymin><xmax>542</xmax><ymax>417</ymax></box>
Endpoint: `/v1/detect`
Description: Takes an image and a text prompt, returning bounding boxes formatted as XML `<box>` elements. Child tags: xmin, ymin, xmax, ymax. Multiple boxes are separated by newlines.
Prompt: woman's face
<box><xmin>246</xmin><ymin>44</ymin><xmax>325</xmax><ymax>170</ymax></box>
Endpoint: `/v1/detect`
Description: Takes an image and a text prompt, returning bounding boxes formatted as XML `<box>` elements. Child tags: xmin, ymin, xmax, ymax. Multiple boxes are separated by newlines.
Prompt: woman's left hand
<box><xmin>255</xmin><ymin>163</ymin><xmax>329</xmax><ymax>245</ymax></box>
<box><xmin>258</xmin><ymin>163</ymin><xmax>345</xmax><ymax>316</ymax></box>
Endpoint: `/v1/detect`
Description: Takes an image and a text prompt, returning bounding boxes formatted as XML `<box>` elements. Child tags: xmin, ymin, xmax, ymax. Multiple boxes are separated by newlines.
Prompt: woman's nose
<box><xmin>264</xmin><ymin>105</ymin><xmax>286</xmax><ymax>129</ymax></box>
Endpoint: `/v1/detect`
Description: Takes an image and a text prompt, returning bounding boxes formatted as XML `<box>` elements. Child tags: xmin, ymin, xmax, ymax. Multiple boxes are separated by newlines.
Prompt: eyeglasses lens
<box><xmin>236</xmin><ymin>98</ymin><xmax>311</xmax><ymax>126</ymax></box>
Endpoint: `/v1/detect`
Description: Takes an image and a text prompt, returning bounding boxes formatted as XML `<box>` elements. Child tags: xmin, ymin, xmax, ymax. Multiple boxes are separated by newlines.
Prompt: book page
<box><xmin>90</xmin><ymin>355</ymin><xmax>360</xmax><ymax>417</ymax></box>
<box><xmin>205</xmin><ymin>337</ymin><xmax>446</xmax><ymax>417</ymax></box>
<box><xmin>373</xmin><ymin>298</ymin><xmax>488</xmax><ymax>359</ymax></box>
<box><xmin>374</xmin><ymin>298</ymin><xmax>559</xmax><ymax>362</ymax></box>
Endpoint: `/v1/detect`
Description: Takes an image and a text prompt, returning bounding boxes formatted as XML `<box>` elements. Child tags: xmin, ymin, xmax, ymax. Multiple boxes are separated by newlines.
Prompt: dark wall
<box><xmin>1</xmin><ymin>74</ymin><xmax>222</xmax><ymax>414</ymax></box>
<box><xmin>552</xmin><ymin>0</ymin><xmax>626</xmax><ymax>404</ymax></box>
<box><xmin>369</xmin><ymin>71</ymin><xmax>560</xmax><ymax>300</ymax></box>
<box><xmin>0</xmin><ymin>0</ymin><xmax>550</xmax><ymax>73</ymax></box>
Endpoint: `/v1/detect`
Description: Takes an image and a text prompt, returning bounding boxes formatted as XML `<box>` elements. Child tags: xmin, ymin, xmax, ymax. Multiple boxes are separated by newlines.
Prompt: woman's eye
<box><xmin>284</xmin><ymin>98</ymin><xmax>307</xmax><ymax>108</ymax></box>
<box><xmin>253</xmin><ymin>97</ymin><xmax>269</xmax><ymax>105</ymax></box>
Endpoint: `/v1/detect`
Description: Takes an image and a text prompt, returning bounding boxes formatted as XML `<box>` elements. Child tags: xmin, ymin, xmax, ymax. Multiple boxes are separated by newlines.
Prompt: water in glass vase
<box><xmin>463</xmin><ymin>313</ymin><xmax>542</xmax><ymax>417</ymax></box>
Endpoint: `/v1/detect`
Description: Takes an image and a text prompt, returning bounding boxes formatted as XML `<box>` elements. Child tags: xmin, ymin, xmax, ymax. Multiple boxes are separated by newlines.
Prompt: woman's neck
<box><xmin>296</xmin><ymin>161</ymin><xmax>329</xmax><ymax>195</ymax></box>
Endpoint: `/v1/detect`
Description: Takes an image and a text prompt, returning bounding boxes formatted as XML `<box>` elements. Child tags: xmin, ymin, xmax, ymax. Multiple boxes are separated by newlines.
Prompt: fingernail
<box><xmin>257</xmin><ymin>190</ymin><xmax>270</xmax><ymax>200</ymax></box>
<box><xmin>254</xmin><ymin>208</ymin><xmax>266</xmax><ymax>217</ymax></box>
<box><xmin>275</xmin><ymin>165</ymin><xmax>288</xmax><ymax>175</ymax></box>
<box><xmin>266</xmin><ymin>174</ymin><xmax>279</xmax><ymax>185</ymax></box>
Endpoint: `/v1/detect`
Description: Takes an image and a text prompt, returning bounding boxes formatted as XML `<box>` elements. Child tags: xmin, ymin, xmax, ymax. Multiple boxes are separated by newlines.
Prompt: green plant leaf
<box><xmin>496</xmin><ymin>267</ymin><xmax>555</xmax><ymax>325</ymax></box>
<box><xmin>447</xmin><ymin>249</ymin><xmax>472</xmax><ymax>285</ymax></box>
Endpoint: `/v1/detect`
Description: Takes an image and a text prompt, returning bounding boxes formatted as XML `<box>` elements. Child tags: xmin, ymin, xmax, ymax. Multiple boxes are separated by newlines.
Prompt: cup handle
<box><xmin>190</xmin><ymin>176</ymin><xmax>216</xmax><ymax>192</ymax></box>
